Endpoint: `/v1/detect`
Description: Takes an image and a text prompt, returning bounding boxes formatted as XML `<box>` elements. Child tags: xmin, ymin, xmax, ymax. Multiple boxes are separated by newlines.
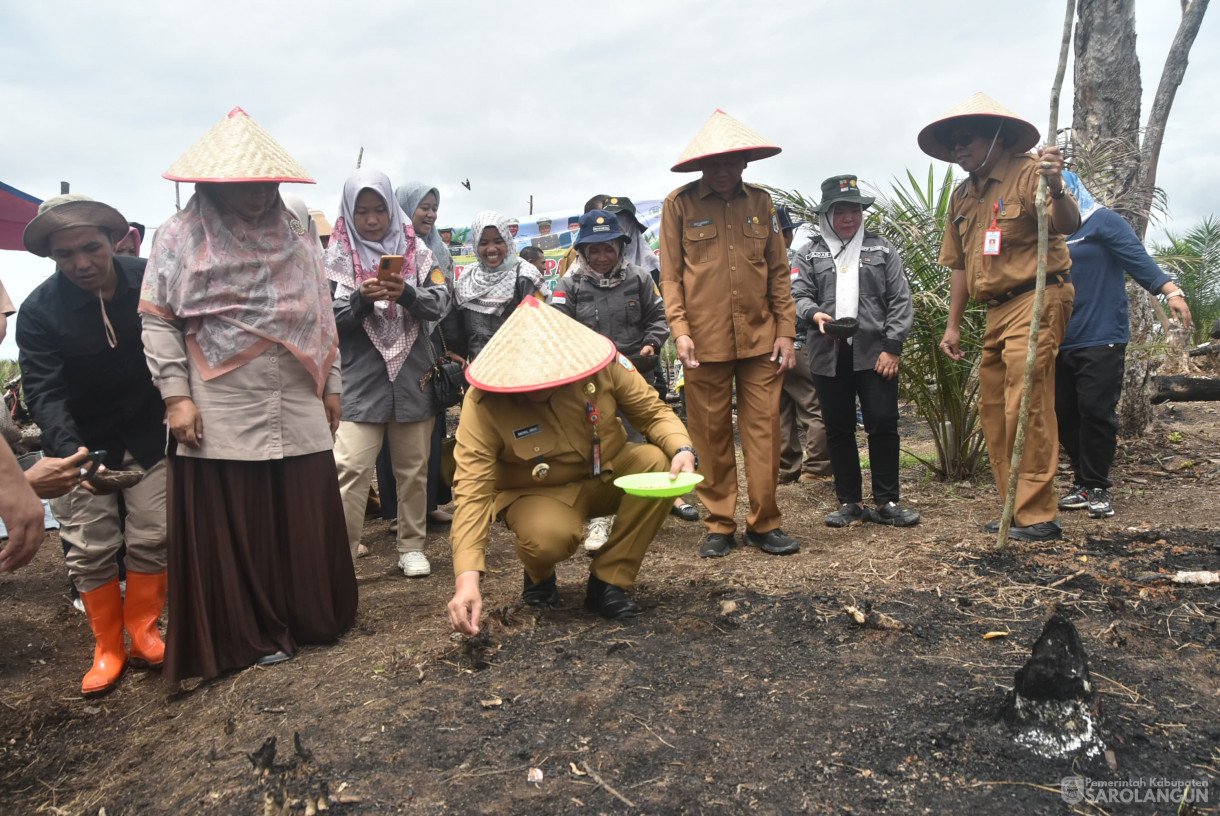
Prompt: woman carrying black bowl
<box><xmin>791</xmin><ymin>175</ymin><xmax>918</xmax><ymax>528</ymax></box>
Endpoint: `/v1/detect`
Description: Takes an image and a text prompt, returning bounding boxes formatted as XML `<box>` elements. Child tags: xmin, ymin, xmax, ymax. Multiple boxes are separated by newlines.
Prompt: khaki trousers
<box><xmin>979</xmin><ymin>285</ymin><xmax>1074</xmax><ymax>526</ymax></box>
<box><xmin>683</xmin><ymin>354</ymin><xmax>783</xmax><ymax>535</ymax></box>
<box><xmin>334</xmin><ymin>419</ymin><xmax>432</xmax><ymax>558</ymax></box>
<box><xmin>779</xmin><ymin>343</ymin><xmax>831</xmax><ymax>479</ymax></box>
<box><xmin>502</xmin><ymin>443</ymin><xmax>671</xmax><ymax>589</ymax></box>
<box><xmin>50</xmin><ymin>454</ymin><xmax>167</xmax><ymax>594</ymax></box>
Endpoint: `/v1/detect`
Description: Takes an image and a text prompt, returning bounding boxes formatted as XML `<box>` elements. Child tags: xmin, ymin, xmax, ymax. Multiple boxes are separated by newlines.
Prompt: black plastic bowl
<box><xmin>822</xmin><ymin>317</ymin><xmax>859</xmax><ymax>339</ymax></box>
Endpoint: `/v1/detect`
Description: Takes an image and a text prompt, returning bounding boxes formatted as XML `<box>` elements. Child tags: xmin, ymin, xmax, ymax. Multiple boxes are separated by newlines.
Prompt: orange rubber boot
<box><xmin>124</xmin><ymin>571</ymin><xmax>166</xmax><ymax>667</ymax></box>
<box><xmin>79</xmin><ymin>579</ymin><xmax>127</xmax><ymax>696</ymax></box>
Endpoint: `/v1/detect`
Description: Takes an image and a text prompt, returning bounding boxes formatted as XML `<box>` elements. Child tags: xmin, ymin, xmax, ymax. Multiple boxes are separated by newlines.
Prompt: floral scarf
<box><xmin>139</xmin><ymin>187</ymin><xmax>338</xmax><ymax>396</ymax></box>
<box><xmin>455</xmin><ymin>211</ymin><xmax>544</xmax><ymax>314</ymax></box>
<box><xmin>324</xmin><ymin>171</ymin><xmax>429</xmax><ymax>380</ymax></box>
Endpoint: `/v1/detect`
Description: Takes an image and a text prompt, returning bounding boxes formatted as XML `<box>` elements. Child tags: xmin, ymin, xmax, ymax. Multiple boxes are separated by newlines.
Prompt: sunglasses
<box><xmin>947</xmin><ymin>131</ymin><xmax>981</xmax><ymax>148</ymax></box>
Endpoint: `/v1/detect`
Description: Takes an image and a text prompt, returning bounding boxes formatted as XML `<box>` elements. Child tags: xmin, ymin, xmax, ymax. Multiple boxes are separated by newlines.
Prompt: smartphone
<box><xmin>83</xmin><ymin>449</ymin><xmax>106</xmax><ymax>480</ymax></box>
<box><xmin>378</xmin><ymin>255</ymin><xmax>404</xmax><ymax>281</ymax></box>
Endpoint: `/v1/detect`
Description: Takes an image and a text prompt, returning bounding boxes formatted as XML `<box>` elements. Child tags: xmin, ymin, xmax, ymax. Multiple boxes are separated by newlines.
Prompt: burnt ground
<box><xmin>0</xmin><ymin>403</ymin><xmax>1216</xmax><ymax>816</ymax></box>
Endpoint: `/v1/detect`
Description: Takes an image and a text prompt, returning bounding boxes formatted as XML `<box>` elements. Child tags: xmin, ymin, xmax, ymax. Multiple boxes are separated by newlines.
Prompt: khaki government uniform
<box><xmin>939</xmin><ymin>150</ymin><xmax>1075</xmax><ymax>526</ymax></box>
<box><xmin>659</xmin><ymin>179</ymin><xmax>796</xmax><ymax>535</ymax></box>
<box><xmin>449</xmin><ymin>356</ymin><xmax>691</xmax><ymax>589</ymax></box>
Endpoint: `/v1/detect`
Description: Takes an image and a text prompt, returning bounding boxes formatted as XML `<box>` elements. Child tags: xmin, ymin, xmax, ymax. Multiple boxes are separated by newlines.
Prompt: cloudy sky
<box><xmin>1</xmin><ymin>0</ymin><xmax>1215</xmax><ymax>358</ymax></box>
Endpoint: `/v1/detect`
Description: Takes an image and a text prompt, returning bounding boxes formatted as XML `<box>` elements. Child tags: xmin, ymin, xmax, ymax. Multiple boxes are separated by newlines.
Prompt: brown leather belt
<box><xmin>985</xmin><ymin>273</ymin><xmax>1071</xmax><ymax>308</ymax></box>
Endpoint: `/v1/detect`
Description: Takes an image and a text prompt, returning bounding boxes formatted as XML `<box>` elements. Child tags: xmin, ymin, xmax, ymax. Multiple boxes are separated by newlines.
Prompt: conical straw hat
<box><xmin>164</xmin><ymin>107</ymin><xmax>314</xmax><ymax>183</ymax></box>
<box><xmin>917</xmin><ymin>92</ymin><xmax>1041</xmax><ymax>162</ymax></box>
<box><xmin>671</xmin><ymin>109</ymin><xmax>781</xmax><ymax>173</ymax></box>
<box><xmin>466</xmin><ymin>296</ymin><xmax>616</xmax><ymax>393</ymax></box>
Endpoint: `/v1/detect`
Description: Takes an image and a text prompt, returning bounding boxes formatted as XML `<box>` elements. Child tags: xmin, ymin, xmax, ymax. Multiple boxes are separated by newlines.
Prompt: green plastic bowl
<box><xmin>613</xmin><ymin>471</ymin><xmax>704</xmax><ymax>498</ymax></box>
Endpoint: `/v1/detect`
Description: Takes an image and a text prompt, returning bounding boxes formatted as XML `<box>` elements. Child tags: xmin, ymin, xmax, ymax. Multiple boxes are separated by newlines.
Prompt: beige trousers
<box><xmin>779</xmin><ymin>343</ymin><xmax>832</xmax><ymax>479</ymax></box>
<box><xmin>50</xmin><ymin>454</ymin><xmax>167</xmax><ymax>594</ymax></box>
<box><xmin>334</xmin><ymin>419</ymin><xmax>432</xmax><ymax>558</ymax></box>
<box><xmin>502</xmin><ymin>443</ymin><xmax>671</xmax><ymax>589</ymax></box>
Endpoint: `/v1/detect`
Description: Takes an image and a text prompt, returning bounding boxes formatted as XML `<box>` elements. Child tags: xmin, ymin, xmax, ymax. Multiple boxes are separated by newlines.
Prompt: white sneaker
<box><xmin>399</xmin><ymin>551</ymin><xmax>431</xmax><ymax>577</ymax></box>
<box><xmin>583</xmin><ymin>516</ymin><xmax>614</xmax><ymax>553</ymax></box>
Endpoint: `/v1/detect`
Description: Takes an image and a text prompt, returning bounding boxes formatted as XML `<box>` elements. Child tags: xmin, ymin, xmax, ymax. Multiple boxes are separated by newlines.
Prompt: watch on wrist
<box><xmin>675</xmin><ymin>446</ymin><xmax>699</xmax><ymax>470</ymax></box>
<box><xmin>1049</xmin><ymin>186</ymin><xmax>1067</xmax><ymax>200</ymax></box>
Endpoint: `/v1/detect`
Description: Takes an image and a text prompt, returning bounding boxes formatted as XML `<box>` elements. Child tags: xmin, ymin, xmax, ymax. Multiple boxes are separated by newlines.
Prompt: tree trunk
<box><xmin>1072</xmin><ymin>0</ymin><xmax>1142</xmax><ymax>206</ymax></box>
<box><xmin>1072</xmin><ymin>0</ymin><xmax>1210</xmax><ymax>438</ymax></box>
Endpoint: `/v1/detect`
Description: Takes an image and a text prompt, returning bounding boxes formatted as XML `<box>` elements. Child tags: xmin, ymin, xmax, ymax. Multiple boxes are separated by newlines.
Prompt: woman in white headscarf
<box><xmin>455</xmin><ymin>211</ymin><xmax>544</xmax><ymax>359</ymax></box>
<box><xmin>326</xmin><ymin>169</ymin><xmax>450</xmax><ymax>578</ymax></box>
<box><xmin>791</xmin><ymin>174</ymin><xmax>917</xmax><ymax>530</ymax></box>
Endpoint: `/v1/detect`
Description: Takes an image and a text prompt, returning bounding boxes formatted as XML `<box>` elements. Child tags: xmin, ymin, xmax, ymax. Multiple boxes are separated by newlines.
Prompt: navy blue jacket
<box><xmin>1061</xmin><ymin>208</ymin><xmax>1173</xmax><ymax>351</ymax></box>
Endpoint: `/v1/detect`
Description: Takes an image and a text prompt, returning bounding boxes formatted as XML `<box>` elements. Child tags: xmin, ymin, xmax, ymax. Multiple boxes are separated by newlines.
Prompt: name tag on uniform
<box><xmin>983</xmin><ymin>229</ymin><xmax>1002</xmax><ymax>256</ymax></box>
<box><xmin>513</xmin><ymin>424</ymin><xmax>541</xmax><ymax>439</ymax></box>
<box><xmin>691</xmin><ymin>219</ymin><xmax>713</xmax><ymax>227</ymax></box>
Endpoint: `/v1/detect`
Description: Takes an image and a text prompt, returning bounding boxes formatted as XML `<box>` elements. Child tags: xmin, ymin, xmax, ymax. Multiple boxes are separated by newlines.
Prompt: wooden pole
<box><xmin>997</xmin><ymin>0</ymin><xmax>1076</xmax><ymax>548</ymax></box>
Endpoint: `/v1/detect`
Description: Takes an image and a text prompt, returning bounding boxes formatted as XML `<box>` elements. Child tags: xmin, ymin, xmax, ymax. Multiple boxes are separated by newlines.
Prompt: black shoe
<box><xmin>1087</xmin><ymin>488</ymin><xmax>1115</xmax><ymax>518</ymax></box>
<box><xmin>585</xmin><ymin>574</ymin><xmax>640</xmax><ymax>619</ymax></box>
<box><xmin>1008</xmin><ymin>521</ymin><xmax>1063</xmax><ymax>542</ymax></box>
<box><xmin>825</xmin><ymin>503</ymin><xmax>866</xmax><ymax>528</ymax></box>
<box><xmin>982</xmin><ymin>519</ymin><xmax>1063</xmax><ymax>540</ymax></box>
<box><xmin>670</xmin><ymin>502</ymin><xmax>701</xmax><ymax>522</ymax></box>
<box><xmin>522</xmin><ymin>571</ymin><xmax>559</xmax><ymax>607</ymax></box>
<box><xmin>742</xmin><ymin>528</ymin><xmax>800</xmax><ymax>555</ymax></box>
<box><xmin>699</xmin><ymin>533</ymin><xmax>735</xmax><ymax>558</ymax></box>
<box><xmin>777</xmin><ymin>472</ymin><xmax>799</xmax><ymax>485</ymax></box>
<box><xmin>1058</xmin><ymin>486</ymin><xmax>1090</xmax><ymax>511</ymax></box>
<box><xmin>869</xmin><ymin>502</ymin><xmax>921</xmax><ymax>527</ymax></box>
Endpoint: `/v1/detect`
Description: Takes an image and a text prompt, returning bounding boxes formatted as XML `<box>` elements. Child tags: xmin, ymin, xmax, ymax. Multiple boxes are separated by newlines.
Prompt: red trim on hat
<box><xmin>227</xmin><ymin>107</ymin><xmax>248</xmax><ymax>118</ymax></box>
<box><xmin>467</xmin><ymin>345</ymin><xmax>617</xmax><ymax>394</ymax></box>
<box><xmin>671</xmin><ymin>144</ymin><xmax>781</xmax><ymax>173</ymax></box>
<box><xmin>161</xmin><ymin>173</ymin><xmax>315</xmax><ymax>184</ymax></box>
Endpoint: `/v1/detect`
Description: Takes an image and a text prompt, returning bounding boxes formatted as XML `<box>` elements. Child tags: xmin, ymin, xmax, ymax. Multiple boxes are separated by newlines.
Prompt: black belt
<box><xmin>984</xmin><ymin>273</ymin><xmax>1071</xmax><ymax>308</ymax></box>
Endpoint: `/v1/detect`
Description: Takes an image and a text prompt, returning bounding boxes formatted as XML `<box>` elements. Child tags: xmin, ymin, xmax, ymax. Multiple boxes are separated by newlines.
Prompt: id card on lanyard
<box><xmin>983</xmin><ymin>201</ymin><xmax>1002</xmax><ymax>256</ymax></box>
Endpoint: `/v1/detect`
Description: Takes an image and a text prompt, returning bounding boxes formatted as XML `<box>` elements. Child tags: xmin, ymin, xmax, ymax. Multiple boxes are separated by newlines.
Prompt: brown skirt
<box><xmin>164</xmin><ymin>451</ymin><xmax>358</xmax><ymax>686</ymax></box>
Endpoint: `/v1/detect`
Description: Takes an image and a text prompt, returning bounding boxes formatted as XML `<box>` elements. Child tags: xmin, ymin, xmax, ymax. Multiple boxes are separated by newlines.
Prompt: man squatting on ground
<box><xmin>446</xmin><ymin>297</ymin><xmax>696</xmax><ymax>635</ymax></box>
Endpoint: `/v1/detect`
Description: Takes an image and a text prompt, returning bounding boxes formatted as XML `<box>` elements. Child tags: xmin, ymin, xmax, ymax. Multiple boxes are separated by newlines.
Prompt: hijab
<box><xmin>455</xmin><ymin>210</ymin><xmax>544</xmax><ymax>315</ymax></box>
<box><xmin>323</xmin><ymin>169</ymin><xmax>429</xmax><ymax>380</ymax></box>
<box><xmin>139</xmin><ymin>186</ymin><xmax>338</xmax><ymax>395</ymax></box>
<box><xmin>616</xmin><ymin>213</ymin><xmax>660</xmax><ymax>272</ymax></box>
<box><xmin>395</xmin><ymin>182</ymin><xmax>453</xmax><ymax>277</ymax></box>
<box><xmin>818</xmin><ymin>206</ymin><xmax>865</xmax><ymax>323</ymax></box>
<box><xmin>1062</xmin><ymin>171</ymin><xmax>1101</xmax><ymax>224</ymax></box>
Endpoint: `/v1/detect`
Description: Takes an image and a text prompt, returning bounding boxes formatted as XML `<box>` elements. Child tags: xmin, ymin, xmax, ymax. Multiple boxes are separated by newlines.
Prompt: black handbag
<box><xmin>421</xmin><ymin>324</ymin><xmax>465</xmax><ymax>411</ymax></box>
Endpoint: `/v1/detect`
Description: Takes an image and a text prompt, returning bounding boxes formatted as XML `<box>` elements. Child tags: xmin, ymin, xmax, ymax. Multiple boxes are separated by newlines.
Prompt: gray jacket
<box><xmin>332</xmin><ymin>276</ymin><xmax>452</xmax><ymax>423</ymax></box>
<box><xmin>791</xmin><ymin>231</ymin><xmax>913</xmax><ymax>377</ymax></box>
<box><xmin>549</xmin><ymin>263</ymin><xmax>668</xmax><ymax>355</ymax></box>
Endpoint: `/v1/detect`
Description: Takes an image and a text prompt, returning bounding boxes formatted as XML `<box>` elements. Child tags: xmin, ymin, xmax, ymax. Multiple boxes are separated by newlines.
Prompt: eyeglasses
<box><xmin>947</xmin><ymin>131</ymin><xmax>980</xmax><ymax>148</ymax></box>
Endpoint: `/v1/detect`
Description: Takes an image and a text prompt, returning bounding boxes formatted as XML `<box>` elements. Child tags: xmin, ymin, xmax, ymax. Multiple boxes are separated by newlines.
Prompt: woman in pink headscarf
<box><xmin>140</xmin><ymin>111</ymin><xmax>356</xmax><ymax>687</ymax></box>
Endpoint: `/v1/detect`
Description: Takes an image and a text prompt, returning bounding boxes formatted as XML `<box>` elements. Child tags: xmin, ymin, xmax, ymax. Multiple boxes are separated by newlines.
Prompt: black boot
<box><xmin>584</xmin><ymin>574</ymin><xmax>641</xmax><ymax>619</ymax></box>
<box><xmin>522</xmin><ymin>570</ymin><xmax>559</xmax><ymax>607</ymax></box>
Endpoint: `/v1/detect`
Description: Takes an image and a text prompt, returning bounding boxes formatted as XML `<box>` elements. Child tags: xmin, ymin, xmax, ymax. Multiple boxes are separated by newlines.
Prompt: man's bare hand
<box><xmin>771</xmin><ymin>336</ymin><xmax>795</xmax><ymax>371</ymax></box>
<box><xmin>26</xmin><ymin>447</ymin><xmax>92</xmax><ymax>499</ymax></box>
<box><xmin>939</xmin><ymin>327</ymin><xmax>964</xmax><ymax>361</ymax></box>
<box><xmin>448</xmin><ymin>571</ymin><xmax>483</xmax><ymax>635</ymax></box>
<box><xmin>675</xmin><ymin>335</ymin><xmax>699</xmax><ymax>369</ymax></box>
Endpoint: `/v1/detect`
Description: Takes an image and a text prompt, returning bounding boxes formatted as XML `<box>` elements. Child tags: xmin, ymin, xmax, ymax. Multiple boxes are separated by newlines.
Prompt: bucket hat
<box><xmin>164</xmin><ymin>107</ymin><xmax>314</xmax><ymax>183</ymax></box>
<box><xmin>466</xmin><ymin>296</ymin><xmax>616</xmax><ymax>393</ymax></box>
<box><xmin>23</xmin><ymin>194</ymin><xmax>129</xmax><ymax>257</ymax></box>
<box><xmin>573</xmin><ymin>209</ymin><xmax>629</xmax><ymax>248</ymax></box>
<box><xmin>917</xmin><ymin>92</ymin><xmax>1041</xmax><ymax>162</ymax></box>
<box><xmin>671</xmin><ymin>109</ymin><xmax>781</xmax><ymax>173</ymax></box>
<box><xmin>812</xmin><ymin>176</ymin><xmax>875</xmax><ymax>214</ymax></box>
<box><xmin>603</xmin><ymin>196</ymin><xmax>647</xmax><ymax>233</ymax></box>
<box><xmin>775</xmin><ymin>204</ymin><xmax>803</xmax><ymax>233</ymax></box>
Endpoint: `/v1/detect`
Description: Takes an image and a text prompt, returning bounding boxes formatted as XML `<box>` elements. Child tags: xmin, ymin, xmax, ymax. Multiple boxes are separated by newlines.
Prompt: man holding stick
<box><xmin>923</xmin><ymin>94</ymin><xmax>1080</xmax><ymax>542</ymax></box>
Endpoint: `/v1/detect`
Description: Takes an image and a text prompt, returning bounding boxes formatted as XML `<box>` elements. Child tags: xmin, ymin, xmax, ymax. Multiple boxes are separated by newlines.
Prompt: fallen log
<box><xmin>1150</xmin><ymin>375</ymin><xmax>1220</xmax><ymax>404</ymax></box>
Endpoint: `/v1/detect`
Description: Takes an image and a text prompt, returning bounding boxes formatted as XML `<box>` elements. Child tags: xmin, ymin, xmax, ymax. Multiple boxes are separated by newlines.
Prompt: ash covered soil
<box><xmin>0</xmin><ymin>403</ymin><xmax>1216</xmax><ymax>815</ymax></box>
